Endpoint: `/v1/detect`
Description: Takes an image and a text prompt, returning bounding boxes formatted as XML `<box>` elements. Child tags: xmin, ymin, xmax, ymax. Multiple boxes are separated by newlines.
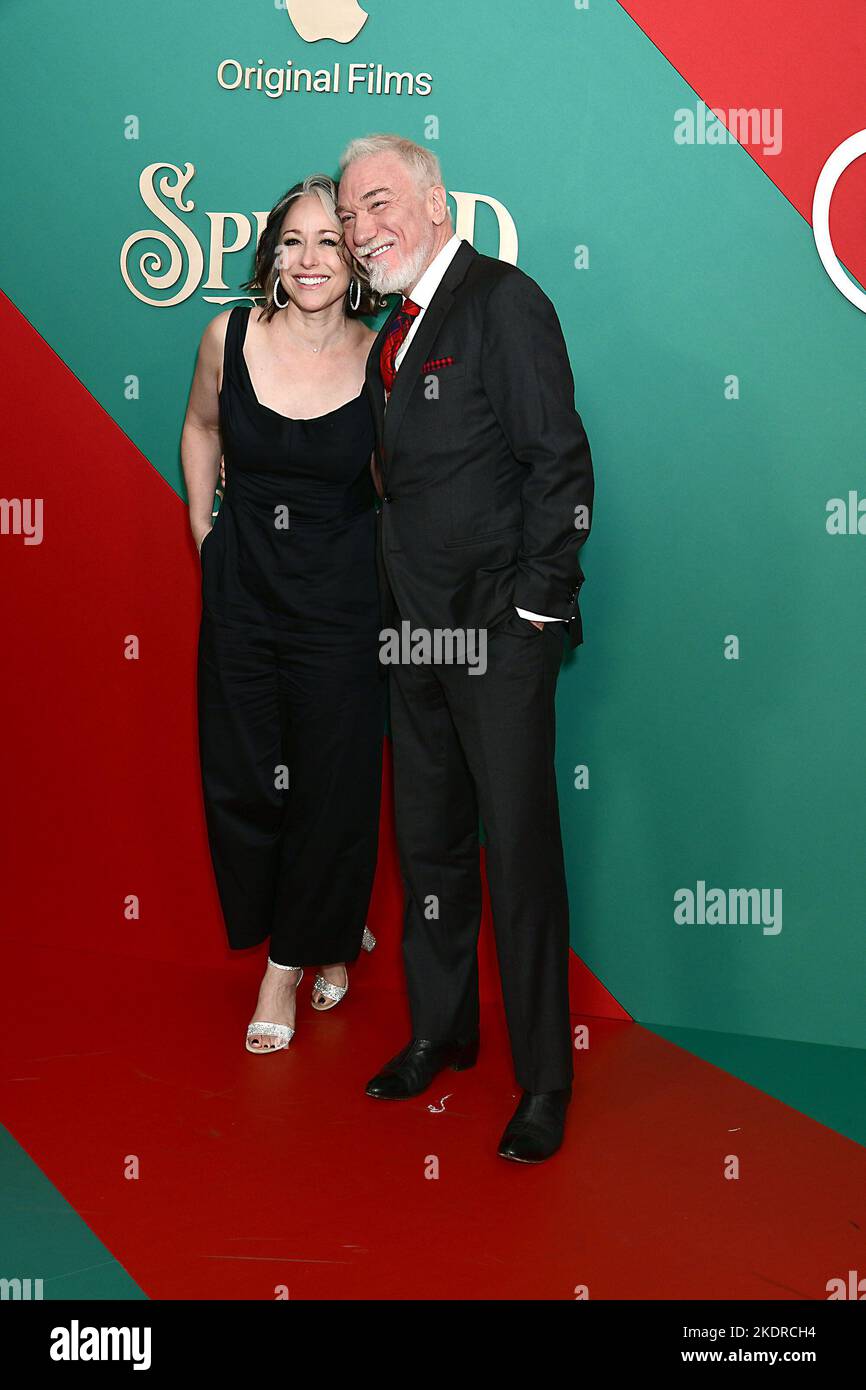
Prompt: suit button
<box><xmin>383</xmin><ymin>493</ymin><xmax>392</xmax><ymax>503</ymax></box>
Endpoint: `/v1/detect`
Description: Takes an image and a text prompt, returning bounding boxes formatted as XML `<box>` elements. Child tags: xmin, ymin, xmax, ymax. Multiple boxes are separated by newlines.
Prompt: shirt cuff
<box><xmin>515</xmin><ymin>607</ymin><xmax>562</xmax><ymax>622</ymax></box>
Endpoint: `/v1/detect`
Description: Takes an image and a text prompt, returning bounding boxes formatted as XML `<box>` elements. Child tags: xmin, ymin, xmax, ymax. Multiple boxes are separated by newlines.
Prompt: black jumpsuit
<box><xmin>196</xmin><ymin>305</ymin><xmax>386</xmax><ymax>966</ymax></box>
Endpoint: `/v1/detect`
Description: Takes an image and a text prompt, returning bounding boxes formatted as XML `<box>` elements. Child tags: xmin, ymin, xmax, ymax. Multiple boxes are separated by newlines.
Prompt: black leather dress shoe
<box><xmin>496</xmin><ymin>1087</ymin><xmax>572</xmax><ymax>1163</ymax></box>
<box><xmin>365</xmin><ymin>1035</ymin><xmax>479</xmax><ymax>1099</ymax></box>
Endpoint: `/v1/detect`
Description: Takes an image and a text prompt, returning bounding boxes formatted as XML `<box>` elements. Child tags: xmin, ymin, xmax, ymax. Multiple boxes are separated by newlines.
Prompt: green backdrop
<box><xmin>1</xmin><ymin>0</ymin><xmax>864</xmax><ymax>1053</ymax></box>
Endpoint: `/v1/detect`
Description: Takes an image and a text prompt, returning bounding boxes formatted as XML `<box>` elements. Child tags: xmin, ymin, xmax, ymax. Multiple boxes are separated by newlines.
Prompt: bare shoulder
<box><xmin>194</xmin><ymin>310</ymin><xmax>233</xmax><ymax>385</ymax></box>
<box><xmin>200</xmin><ymin>307</ymin><xmax>234</xmax><ymax>358</ymax></box>
<box><xmin>198</xmin><ymin>307</ymin><xmax>242</xmax><ymax>392</ymax></box>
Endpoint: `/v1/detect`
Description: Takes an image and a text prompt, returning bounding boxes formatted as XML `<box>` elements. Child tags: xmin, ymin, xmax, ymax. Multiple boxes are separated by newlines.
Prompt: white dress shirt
<box><xmin>390</xmin><ymin>233</ymin><xmax>560</xmax><ymax>625</ymax></box>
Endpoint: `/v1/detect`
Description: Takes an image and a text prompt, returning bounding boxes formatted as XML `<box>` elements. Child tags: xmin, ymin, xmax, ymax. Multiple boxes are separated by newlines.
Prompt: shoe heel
<box><xmin>451</xmin><ymin>1037</ymin><xmax>479</xmax><ymax>1071</ymax></box>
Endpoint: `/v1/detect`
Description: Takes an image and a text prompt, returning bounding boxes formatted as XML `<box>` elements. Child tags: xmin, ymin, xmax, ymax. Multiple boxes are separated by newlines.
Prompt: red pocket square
<box><xmin>421</xmin><ymin>356</ymin><xmax>455</xmax><ymax>373</ymax></box>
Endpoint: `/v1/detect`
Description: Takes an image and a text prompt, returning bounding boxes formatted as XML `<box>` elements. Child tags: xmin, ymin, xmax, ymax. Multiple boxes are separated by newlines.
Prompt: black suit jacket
<box><xmin>366</xmin><ymin>240</ymin><xmax>594</xmax><ymax>647</ymax></box>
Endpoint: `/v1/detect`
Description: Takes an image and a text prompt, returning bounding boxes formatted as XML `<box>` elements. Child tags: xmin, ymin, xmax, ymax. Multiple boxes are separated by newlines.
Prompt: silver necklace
<box><xmin>282</xmin><ymin>312</ymin><xmax>345</xmax><ymax>356</ymax></box>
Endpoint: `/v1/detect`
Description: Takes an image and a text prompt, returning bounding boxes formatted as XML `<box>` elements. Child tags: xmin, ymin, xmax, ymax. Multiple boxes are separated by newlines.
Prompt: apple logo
<box><xmin>286</xmin><ymin>0</ymin><xmax>369</xmax><ymax>43</ymax></box>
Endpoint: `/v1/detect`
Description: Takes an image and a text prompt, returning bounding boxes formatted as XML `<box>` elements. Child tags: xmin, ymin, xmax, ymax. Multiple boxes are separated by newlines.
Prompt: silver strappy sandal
<box><xmin>245</xmin><ymin>959</ymin><xmax>303</xmax><ymax>1053</ymax></box>
<box><xmin>311</xmin><ymin>925</ymin><xmax>376</xmax><ymax>1012</ymax></box>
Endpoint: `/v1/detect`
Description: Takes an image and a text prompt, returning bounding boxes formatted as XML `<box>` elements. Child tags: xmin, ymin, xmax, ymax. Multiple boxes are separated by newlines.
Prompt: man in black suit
<box><xmin>337</xmin><ymin>134</ymin><xmax>594</xmax><ymax>1163</ymax></box>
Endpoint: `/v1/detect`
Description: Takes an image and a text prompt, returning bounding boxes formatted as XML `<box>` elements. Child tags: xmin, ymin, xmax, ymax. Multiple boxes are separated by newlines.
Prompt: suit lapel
<box><xmin>374</xmin><ymin>240</ymin><xmax>478</xmax><ymax>463</ymax></box>
<box><xmin>365</xmin><ymin>299</ymin><xmax>401</xmax><ymax>459</ymax></box>
<box><xmin>383</xmin><ymin>287</ymin><xmax>453</xmax><ymax>458</ymax></box>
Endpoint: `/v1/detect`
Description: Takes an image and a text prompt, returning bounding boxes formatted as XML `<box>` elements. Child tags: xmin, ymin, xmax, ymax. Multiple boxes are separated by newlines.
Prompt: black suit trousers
<box><xmin>387</xmin><ymin>609</ymin><xmax>574</xmax><ymax>1093</ymax></box>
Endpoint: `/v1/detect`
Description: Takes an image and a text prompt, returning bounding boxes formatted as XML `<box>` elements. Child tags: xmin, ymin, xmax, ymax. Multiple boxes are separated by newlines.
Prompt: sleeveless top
<box><xmin>200</xmin><ymin>305</ymin><xmax>379</xmax><ymax>633</ymax></box>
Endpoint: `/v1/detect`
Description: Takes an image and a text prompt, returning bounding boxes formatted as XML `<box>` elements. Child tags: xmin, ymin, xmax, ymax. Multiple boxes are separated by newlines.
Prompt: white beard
<box><xmin>364</xmin><ymin>229</ymin><xmax>436</xmax><ymax>295</ymax></box>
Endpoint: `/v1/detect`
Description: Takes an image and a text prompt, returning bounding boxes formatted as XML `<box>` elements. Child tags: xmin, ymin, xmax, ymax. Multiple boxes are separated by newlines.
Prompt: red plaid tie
<box><xmin>380</xmin><ymin>297</ymin><xmax>421</xmax><ymax>396</ymax></box>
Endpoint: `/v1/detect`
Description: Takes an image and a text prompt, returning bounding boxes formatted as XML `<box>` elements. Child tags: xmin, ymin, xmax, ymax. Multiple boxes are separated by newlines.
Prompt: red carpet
<box><xmin>2</xmin><ymin>935</ymin><xmax>863</xmax><ymax>1300</ymax></box>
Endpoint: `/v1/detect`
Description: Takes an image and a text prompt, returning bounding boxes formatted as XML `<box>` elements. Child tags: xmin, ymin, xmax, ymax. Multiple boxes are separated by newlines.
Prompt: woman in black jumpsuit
<box><xmin>184</xmin><ymin>176</ymin><xmax>386</xmax><ymax>1052</ymax></box>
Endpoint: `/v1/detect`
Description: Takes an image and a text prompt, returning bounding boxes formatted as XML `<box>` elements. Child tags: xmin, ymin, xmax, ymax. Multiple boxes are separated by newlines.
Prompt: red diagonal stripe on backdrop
<box><xmin>616</xmin><ymin>0</ymin><xmax>866</xmax><ymax>286</ymax></box>
<box><xmin>0</xmin><ymin>290</ymin><xmax>627</xmax><ymax>1018</ymax></box>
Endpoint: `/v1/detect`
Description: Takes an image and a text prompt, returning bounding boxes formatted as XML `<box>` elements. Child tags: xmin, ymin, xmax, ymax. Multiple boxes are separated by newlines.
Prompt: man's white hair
<box><xmin>339</xmin><ymin>133</ymin><xmax>443</xmax><ymax>189</ymax></box>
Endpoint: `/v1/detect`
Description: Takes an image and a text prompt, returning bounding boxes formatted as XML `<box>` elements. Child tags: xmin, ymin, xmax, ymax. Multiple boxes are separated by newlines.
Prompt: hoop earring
<box><xmin>273</xmin><ymin>273</ymin><xmax>289</xmax><ymax>310</ymax></box>
<box><xmin>347</xmin><ymin>276</ymin><xmax>362</xmax><ymax>313</ymax></box>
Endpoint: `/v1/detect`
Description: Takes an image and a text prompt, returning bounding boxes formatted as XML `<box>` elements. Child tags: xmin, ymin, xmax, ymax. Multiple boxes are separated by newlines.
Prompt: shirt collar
<box><xmin>403</xmin><ymin>233</ymin><xmax>463</xmax><ymax>310</ymax></box>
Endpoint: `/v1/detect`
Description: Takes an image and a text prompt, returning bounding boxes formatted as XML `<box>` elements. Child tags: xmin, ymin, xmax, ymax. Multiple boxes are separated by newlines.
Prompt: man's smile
<box><xmin>361</xmin><ymin>241</ymin><xmax>395</xmax><ymax>261</ymax></box>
